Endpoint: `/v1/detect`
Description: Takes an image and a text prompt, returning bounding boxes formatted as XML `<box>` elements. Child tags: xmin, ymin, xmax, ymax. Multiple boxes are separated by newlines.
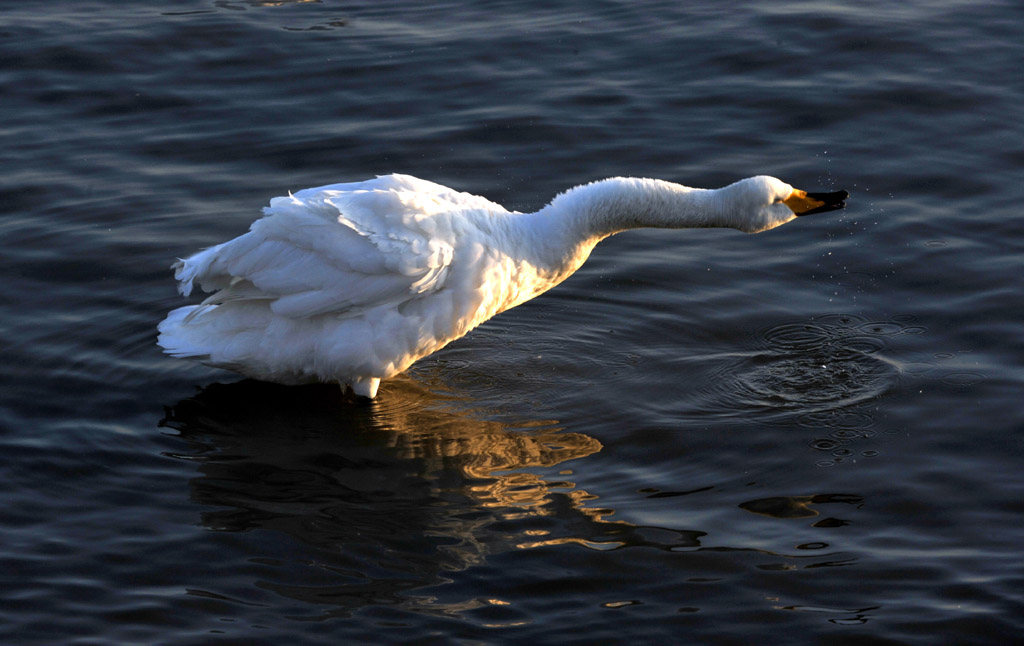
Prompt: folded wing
<box><xmin>173</xmin><ymin>174</ymin><xmax>500</xmax><ymax>320</ymax></box>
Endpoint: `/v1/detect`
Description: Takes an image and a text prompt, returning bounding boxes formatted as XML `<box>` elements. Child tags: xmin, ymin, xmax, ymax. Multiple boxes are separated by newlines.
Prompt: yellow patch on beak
<box><xmin>783</xmin><ymin>189</ymin><xmax>826</xmax><ymax>216</ymax></box>
<box><xmin>783</xmin><ymin>188</ymin><xmax>849</xmax><ymax>217</ymax></box>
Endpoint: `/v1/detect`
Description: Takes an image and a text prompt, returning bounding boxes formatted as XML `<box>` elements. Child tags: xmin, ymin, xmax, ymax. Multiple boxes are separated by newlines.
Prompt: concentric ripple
<box><xmin>690</xmin><ymin>314</ymin><xmax>924</xmax><ymax>420</ymax></box>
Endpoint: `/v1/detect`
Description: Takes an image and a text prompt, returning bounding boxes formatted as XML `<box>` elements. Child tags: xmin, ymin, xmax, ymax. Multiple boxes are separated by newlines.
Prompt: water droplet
<box><xmin>858</xmin><ymin>322</ymin><xmax>904</xmax><ymax>336</ymax></box>
<box><xmin>810</xmin><ymin>438</ymin><xmax>840</xmax><ymax>451</ymax></box>
<box><xmin>941</xmin><ymin>372</ymin><xmax>983</xmax><ymax>387</ymax></box>
<box><xmin>831</xmin><ymin>430</ymin><xmax>860</xmax><ymax>439</ymax></box>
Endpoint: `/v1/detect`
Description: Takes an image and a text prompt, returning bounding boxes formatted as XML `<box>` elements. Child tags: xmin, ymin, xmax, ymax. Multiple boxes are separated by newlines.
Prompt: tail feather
<box><xmin>158</xmin><ymin>306</ymin><xmax>210</xmax><ymax>359</ymax></box>
<box><xmin>172</xmin><ymin>242</ymin><xmax>230</xmax><ymax>297</ymax></box>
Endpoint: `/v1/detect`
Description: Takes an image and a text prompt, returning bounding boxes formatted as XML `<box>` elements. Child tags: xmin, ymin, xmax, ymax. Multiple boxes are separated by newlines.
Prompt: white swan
<box><xmin>158</xmin><ymin>174</ymin><xmax>847</xmax><ymax>398</ymax></box>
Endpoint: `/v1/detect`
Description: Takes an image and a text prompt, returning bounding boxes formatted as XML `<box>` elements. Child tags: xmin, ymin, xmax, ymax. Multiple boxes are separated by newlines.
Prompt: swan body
<box><xmin>158</xmin><ymin>174</ymin><xmax>846</xmax><ymax>398</ymax></box>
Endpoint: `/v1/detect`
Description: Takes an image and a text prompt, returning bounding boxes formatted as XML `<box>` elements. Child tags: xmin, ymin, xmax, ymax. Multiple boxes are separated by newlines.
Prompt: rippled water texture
<box><xmin>2</xmin><ymin>1</ymin><xmax>1023</xmax><ymax>644</ymax></box>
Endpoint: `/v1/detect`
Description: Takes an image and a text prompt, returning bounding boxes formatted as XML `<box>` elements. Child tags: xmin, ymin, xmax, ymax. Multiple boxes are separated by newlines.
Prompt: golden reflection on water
<box><xmin>161</xmin><ymin>377</ymin><xmax>851</xmax><ymax>620</ymax></box>
<box><xmin>369</xmin><ymin>377</ymin><xmax>603</xmax><ymax>510</ymax></box>
<box><xmin>161</xmin><ymin>376</ymin><xmax>610</xmax><ymax>617</ymax></box>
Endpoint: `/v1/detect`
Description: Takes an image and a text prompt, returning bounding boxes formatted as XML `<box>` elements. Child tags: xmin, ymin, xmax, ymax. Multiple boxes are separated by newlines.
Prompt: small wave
<box><xmin>689</xmin><ymin>314</ymin><xmax>921</xmax><ymax>420</ymax></box>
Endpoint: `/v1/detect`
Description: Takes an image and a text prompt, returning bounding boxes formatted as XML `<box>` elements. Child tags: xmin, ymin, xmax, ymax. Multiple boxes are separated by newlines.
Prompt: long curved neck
<box><xmin>500</xmin><ymin>178</ymin><xmax>736</xmax><ymax>282</ymax></box>
<box><xmin>545</xmin><ymin>177</ymin><xmax>730</xmax><ymax>242</ymax></box>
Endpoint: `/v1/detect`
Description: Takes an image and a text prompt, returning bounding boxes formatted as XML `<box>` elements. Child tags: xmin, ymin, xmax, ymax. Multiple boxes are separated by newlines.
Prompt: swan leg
<box><xmin>349</xmin><ymin>377</ymin><xmax>380</xmax><ymax>399</ymax></box>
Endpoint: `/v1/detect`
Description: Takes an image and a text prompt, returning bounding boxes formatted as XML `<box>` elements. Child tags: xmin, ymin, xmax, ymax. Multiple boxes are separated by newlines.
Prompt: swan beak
<box><xmin>784</xmin><ymin>189</ymin><xmax>849</xmax><ymax>216</ymax></box>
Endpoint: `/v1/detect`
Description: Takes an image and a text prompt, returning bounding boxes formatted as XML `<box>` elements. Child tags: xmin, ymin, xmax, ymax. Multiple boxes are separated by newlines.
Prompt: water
<box><xmin>2</xmin><ymin>1</ymin><xmax>1023</xmax><ymax>643</ymax></box>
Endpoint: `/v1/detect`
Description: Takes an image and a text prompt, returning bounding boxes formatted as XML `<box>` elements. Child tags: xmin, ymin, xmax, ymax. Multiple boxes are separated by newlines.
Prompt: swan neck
<box><xmin>549</xmin><ymin>177</ymin><xmax>724</xmax><ymax>240</ymax></box>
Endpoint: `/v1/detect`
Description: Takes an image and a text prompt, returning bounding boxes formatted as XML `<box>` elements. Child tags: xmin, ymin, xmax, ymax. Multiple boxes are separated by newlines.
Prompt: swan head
<box><xmin>725</xmin><ymin>176</ymin><xmax>848</xmax><ymax>233</ymax></box>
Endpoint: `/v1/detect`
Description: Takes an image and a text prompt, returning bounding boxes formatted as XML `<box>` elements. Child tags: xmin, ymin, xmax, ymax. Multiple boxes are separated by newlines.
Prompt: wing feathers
<box><xmin>173</xmin><ymin>176</ymin><xmax>470</xmax><ymax>320</ymax></box>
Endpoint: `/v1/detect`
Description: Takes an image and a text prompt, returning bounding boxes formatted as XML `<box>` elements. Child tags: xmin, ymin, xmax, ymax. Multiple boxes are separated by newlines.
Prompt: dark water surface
<box><xmin>3</xmin><ymin>1</ymin><xmax>1023</xmax><ymax>644</ymax></box>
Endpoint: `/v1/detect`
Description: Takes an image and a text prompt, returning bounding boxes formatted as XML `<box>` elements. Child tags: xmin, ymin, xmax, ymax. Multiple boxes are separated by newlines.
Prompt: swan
<box><xmin>158</xmin><ymin>174</ymin><xmax>847</xmax><ymax>398</ymax></box>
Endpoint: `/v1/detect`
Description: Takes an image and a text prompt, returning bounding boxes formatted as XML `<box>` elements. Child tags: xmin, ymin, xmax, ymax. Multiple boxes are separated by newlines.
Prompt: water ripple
<box><xmin>689</xmin><ymin>313</ymin><xmax>922</xmax><ymax>420</ymax></box>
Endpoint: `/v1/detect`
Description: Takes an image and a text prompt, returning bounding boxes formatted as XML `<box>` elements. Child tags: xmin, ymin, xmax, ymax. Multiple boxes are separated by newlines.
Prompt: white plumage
<box><xmin>158</xmin><ymin>173</ymin><xmax>845</xmax><ymax>398</ymax></box>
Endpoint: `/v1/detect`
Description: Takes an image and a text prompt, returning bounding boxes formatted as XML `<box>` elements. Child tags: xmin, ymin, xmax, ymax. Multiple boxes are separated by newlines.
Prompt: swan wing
<box><xmin>174</xmin><ymin>175</ymin><xmax>500</xmax><ymax>319</ymax></box>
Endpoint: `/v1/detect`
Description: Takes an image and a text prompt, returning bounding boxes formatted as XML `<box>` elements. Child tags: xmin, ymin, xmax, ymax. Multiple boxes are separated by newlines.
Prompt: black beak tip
<box><xmin>798</xmin><ymin>189</ymin><xmax>849</xmax><ymax>216</ymax></box>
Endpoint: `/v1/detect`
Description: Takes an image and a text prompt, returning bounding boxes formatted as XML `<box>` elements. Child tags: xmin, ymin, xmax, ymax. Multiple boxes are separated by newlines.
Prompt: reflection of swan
<box><xmin>158</xmin><ymin>174</ymin><xmax>847</xmax><ymax>397</ymax></box>
<box><xmin>164</xmin><ymin>381</ymin><xmax>857</xmax><ymax>623</ymax></box>
<box><xmin>161</xmin><ymin>379</ymin><xmax>608</xmax><ymax>616</ymax></box>
<box><xmin>165</xmin><ymin>378</ymin><xmax>601</xmax><ymax>484</ymax></box>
